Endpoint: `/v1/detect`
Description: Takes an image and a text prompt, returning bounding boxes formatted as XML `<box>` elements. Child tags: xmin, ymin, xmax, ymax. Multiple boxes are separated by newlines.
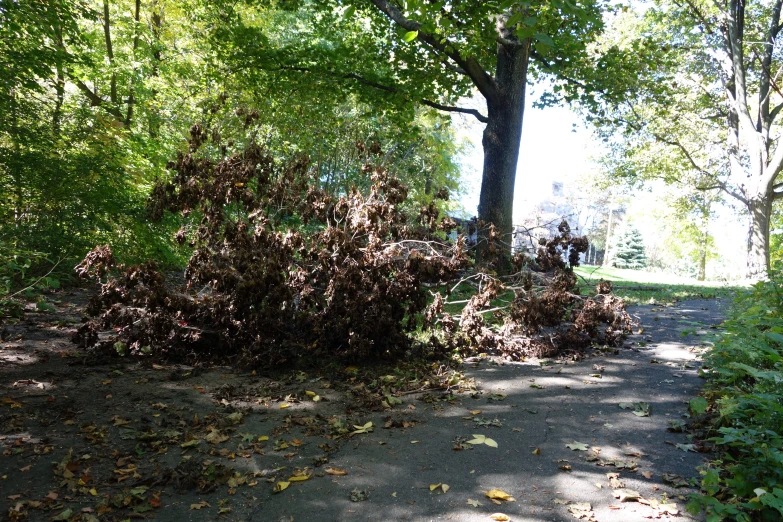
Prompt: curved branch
<box><xmin>368</xmin><ymin>0</ymin><xmax>499</xmax><ymax>103</ymax></box>
<box><xmin>420</xmin><ymin>99</ymin><xmax>488</xmax><ymax>123</ymax></box>
<box><xmin>69</xmin><ymin>75</ymin><xmax>124</xmax><ymax>121</ymax></box>
<box><xmin>284</xmin><ymin>67</ymin><xmax>489</xmax><ymax>123</ymax></box>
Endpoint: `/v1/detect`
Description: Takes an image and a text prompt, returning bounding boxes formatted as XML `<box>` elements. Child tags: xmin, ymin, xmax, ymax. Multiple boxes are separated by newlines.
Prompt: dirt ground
<box><xmin>0</xmin><ymin>290</ymin><xmax>727</xmax><ymax>522</ymax></box>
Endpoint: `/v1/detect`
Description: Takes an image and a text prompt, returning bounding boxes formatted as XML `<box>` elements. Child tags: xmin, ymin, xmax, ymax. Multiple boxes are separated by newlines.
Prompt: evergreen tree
<box><xmin>611</xmin><ymin>227</ymin><xmax>647</xmax><ymax>269</ymax></box>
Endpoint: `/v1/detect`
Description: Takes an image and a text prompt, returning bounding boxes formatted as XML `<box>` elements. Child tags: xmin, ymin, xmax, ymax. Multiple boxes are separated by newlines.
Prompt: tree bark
<box><xmin>477</xmin><ymin>41</ymin><xmax>530</xmax><ymax>265</ymax></box>
<box><xmin>746</xmin><ymin>195</ymin><xmax>772</xmax><ymax>280</ymax></box>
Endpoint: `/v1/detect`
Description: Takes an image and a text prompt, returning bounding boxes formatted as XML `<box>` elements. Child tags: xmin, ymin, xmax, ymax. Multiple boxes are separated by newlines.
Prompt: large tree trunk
<box><xmin>746</xmin><ymin>195</ymin><xmax>772</xmax><ymax>280</ymax></box>
<box><xmin>477</xmin><ymin>42</ymin><xmax>530</xmax><ymax>265</ymax></box>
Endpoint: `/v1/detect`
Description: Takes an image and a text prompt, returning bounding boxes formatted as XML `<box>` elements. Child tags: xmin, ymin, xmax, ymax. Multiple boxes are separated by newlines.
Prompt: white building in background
<box><xmin>513</xmin><ymin>181</ymin><xmax>577</xmax><ymax>252</ymax></box>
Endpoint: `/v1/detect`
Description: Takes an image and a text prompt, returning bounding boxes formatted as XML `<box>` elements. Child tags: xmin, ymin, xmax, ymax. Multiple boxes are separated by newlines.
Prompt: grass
<box><xmin>574</xmin><ymin>266</ymin><xmax>743</xmax><ymax>305</ymax></box>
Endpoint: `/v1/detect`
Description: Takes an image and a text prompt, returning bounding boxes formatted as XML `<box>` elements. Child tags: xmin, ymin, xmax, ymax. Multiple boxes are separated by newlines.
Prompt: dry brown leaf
<box><xmin>325</xmin><ymin>467</ymin><xmax>347</xmax><ymax>476</ymax></box>
<box><xmin>613</xmin><ymin>488</ymin><xmax>641</xmax><ymax>502</ymax></box>
<box><xmin>205</xmin><ymin>429</ymin><xmax>229</xmax><ymax>444</ymax></box>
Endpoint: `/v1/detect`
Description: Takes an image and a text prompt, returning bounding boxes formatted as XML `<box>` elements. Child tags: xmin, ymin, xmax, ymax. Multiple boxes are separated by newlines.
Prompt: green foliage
<box><xmin>0</xmin><ymin>241</ymin><xmax>63</xmax><ymax>319</ymax></box>
<box><xmin>689</xmin><ymin>274</ymin><xmax>783</xmax><ymax>520</ymax></box>
<box><xmin>611</xmin><ymin>226</ymin><xmax>647</xmax><ymax>270</ymax></box>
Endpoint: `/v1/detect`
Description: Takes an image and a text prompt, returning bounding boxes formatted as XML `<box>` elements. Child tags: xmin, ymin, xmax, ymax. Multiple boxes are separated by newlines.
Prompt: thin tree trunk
<box><xmin>697</xmin><ymin>245</ymin><xmax>706</xmax><ymax>281</ymax></box>
<box><xmin>125</xmin><ymin>0</ymin><xmax>141</xmax><ymax>126</ymax></box>
<box><xmin>149</xmin><ymin>2</ymin><xmax>162</xmax><ymax>138</ymax></box>
<box><xmin>52</xmin><ymin>13</ymin><xmax>65</xmax><ymax>136</ymax></box>
<box><xmin>103</xmin><ymin>0</ymin><xmax>117</xmax><ymax>105</ymax></box>
<box><xmin>697</xmin><ymin>212</ymin><xmax>709</xmax><ymax>281</ymax></box>
<box><xmin>11</xmin><ymin>87</ymin><xmax>22</xmax><ymax>225</ymax></box>
<box><xmin>603</xmin><ymin>203</ymin><xmax>614</xmax><ymax>268</ymax></box>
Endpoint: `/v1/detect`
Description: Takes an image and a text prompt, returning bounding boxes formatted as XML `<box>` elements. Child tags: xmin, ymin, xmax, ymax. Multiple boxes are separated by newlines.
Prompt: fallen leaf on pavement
<box><xmin>325</xmin><ymin>467</ymin><xmax>347</xmax><ymax>476</ymax></box>
<box><xmin>568</xmin><ymin>502</ymin><xmax>594</xmax><ymax>520</ymax></box>
<box><xmin>613</xmin><ymin>489</ymin><xmax>641</xmax><ymax>502</ymax></box>
<box><xmin>566</xmin><ymin>441</ymin><xmax>589</xmax><ymax>451</ymax></box>
<box><xmin>190</xmin><ymin>501</ymin><xmax>210</xmax><ymax>510</ymax></box>
<box><xmin>661</xmin><ymin>473</ymin><xmax>689</xmax><ymax>487</ymax></box>
<box><xmin>205</xmin><ymin>429</ymin><xmax>229</xmax><ymax>444</ymax></box>
<box><xmin>467</xmin><ymin>499</ymin><xmax>481</xmax><ymax>507</ymax></box>
<box><xmin>273</xmin><ymin>481</ymin><xmax>290</xmax><ymax>493</ymax></box>
<box><xmin>489</xmin><ymin>514</ymin><xmax>510</xmax><ymax>521</ymax></box>
<box><xmin>607</xmin><ymin>472</ymin><xmax>624</xmax><ymax>489</ymax></box>
<box><xmin>352</xmin><ymin>422</ymin><xmax>373</xmax><ymax>434</ymax></box>
<box><xmin>485</xmin><ymin>489</ymin><xmax>515</xmax><ymax>502</ymax></box>
<box><xmin>226</xmin><ymin>412</ymin><xmax>243</xmax><ymax>424</ymax></box>
<box><xmin>468</xmin><ymin>434</ymin><xmax>498</xmax><ymax>448</ymax></box>
<box><xmin>181</xmin><ymin>439</ymin><xmax>200</xmax><ymax>448</ymax></box>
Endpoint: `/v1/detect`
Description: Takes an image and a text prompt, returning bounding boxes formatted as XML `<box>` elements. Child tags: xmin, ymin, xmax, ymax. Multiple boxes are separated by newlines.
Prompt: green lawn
<box><xmin>574</xmin><ymin>266</ymin><xmax>743</xmax><ymax>305</ymax></box>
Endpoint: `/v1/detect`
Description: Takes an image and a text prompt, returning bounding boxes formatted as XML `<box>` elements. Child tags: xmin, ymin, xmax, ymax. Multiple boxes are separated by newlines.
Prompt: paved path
<box><xmin>251</xmin><ymin>299</ymin><xmax>727</xmax><ymax>522</ymax></box>
<box><xmin>0</xmin><ymin>297</ymin><xmax>727</xmax><ymax>522</ymax></box>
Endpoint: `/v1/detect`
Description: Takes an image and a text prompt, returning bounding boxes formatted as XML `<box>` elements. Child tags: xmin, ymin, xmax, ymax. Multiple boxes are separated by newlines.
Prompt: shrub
<box><xmin>689</xmin><ymin>274</ymin><xmax>783</xmax><ymax>521</ymax></box>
